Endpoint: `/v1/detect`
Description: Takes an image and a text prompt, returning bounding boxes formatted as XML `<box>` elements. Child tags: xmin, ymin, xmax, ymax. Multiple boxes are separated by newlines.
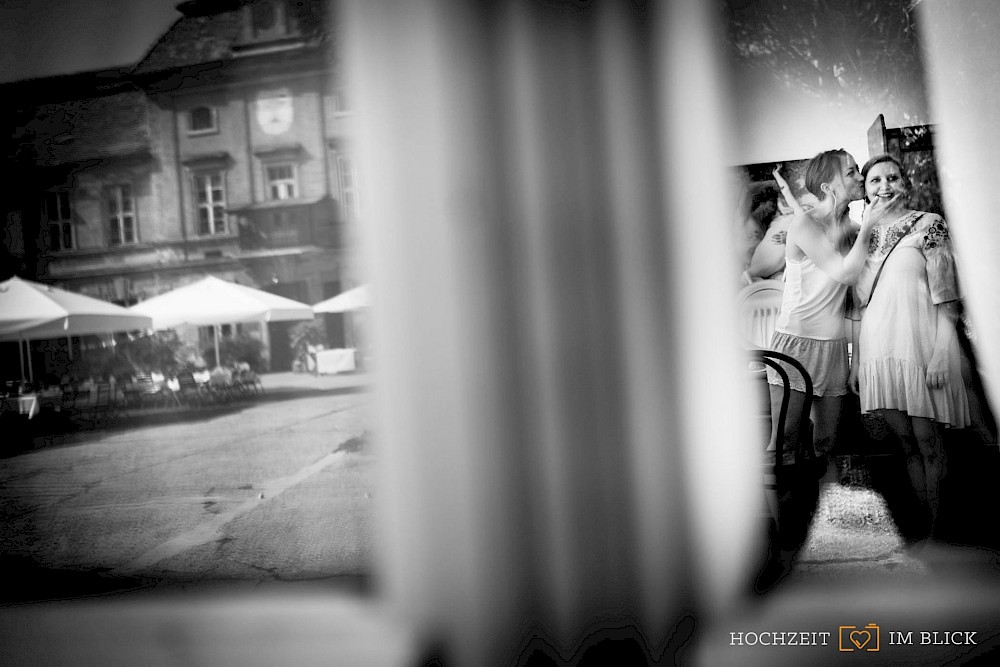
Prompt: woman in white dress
<box><xmin>850</xmin><ymin>154</ymin><xmax>969</xmax><ymax>539</ymax></box>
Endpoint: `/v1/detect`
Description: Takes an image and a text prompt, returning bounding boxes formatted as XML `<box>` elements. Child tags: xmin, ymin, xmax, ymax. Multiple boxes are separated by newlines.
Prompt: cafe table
<box><xmin>315</xmin><ymin>348</ymin><xmax>358</xmax><ymax>375</ymax></box>
<box><xmin>2</xmin><ymin>393</ymin><xmax>40</xmax><ymax>419</ymax></box>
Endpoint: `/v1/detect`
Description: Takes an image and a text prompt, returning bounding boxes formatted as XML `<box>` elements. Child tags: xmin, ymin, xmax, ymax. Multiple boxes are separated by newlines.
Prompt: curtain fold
<box><xmin>916</xmin><ymin>0</ymin><xmax>1000</xmax><ymax>411</ymax></box>
<box><xmin>342</xmin><ymin>0</ymin><xmax>762</xmax><ymax>662</ymax></box>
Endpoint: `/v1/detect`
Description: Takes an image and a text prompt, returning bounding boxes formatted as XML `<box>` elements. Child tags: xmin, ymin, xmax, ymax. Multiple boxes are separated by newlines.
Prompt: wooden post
<box><xmin>26</xmin><ymin>339</ymin><xmax>34</xmax><ymax>384</ymax></box>
<box><xmin>214</xmin><ymin>324</ymin><xmax>221</xmax><ymax>369</ymax></box>
<box><xmin>867</xmin><ymin>114</ymin><xmax>887</xmax><ymax>160</ymax></box>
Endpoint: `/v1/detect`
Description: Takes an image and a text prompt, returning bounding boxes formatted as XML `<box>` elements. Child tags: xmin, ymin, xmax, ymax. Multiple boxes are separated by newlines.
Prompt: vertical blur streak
<box><xmin>341</xmin><ymin>0</ymin><xmax>758</xmax><ymax>663</ymax></box>
<box><xmin>916</xmin><ymin>0</ymin><xmax>1000</xmax><ymax>408</ymax></box>
<box><xmin>592</xmin><ymin>2</ymin><xmax>693</xmax><ymax>638</ymax></box>
<box><xmin>655</xmin><ymin>0</ymin><xmax>763</xmax><ymax>616</ymax></box>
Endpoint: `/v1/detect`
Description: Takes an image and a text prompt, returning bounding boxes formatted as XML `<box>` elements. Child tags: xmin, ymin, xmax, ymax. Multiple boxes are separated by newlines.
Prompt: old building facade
<box><xmin>1</xmin><ymin>0</ymin><xmax>362</xmax><ymax>371</ymax></box>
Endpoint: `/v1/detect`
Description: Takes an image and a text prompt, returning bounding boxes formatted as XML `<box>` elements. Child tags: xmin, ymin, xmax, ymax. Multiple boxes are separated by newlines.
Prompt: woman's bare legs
<box><xmin>812</xmin><ymin>394</ymin><xmax>843</xmax><ymax>455</ymax></box>
<box><xmin>913</xmin><ymin>416</ymin><xmax>946</xmax><ymax>534</ymax></box>
<box><xmin>768</xmin><ymin>384</ymin><xmax>806</xmax><ymax>464</ymax></box>
<box><xmin>764</xmin><ymin>385</ymin><xmax>836</xmax><ymax>575</ymax></box>
<box><xmin>767</xmin><ymin>387</ymin><xmax>842</xmax><ymax>459</ymax></box>
<box><xmin>762</xmin><ymin>384</ymin><xmax>816</xmax><ymax>590</ymax></box>
<box><xmin>883</xmin><ymin>409</ymin><xmax>947</xmax><ymax>536</ymax></box>
<box><xmin>811</xmin><ymin>394</ymin><xmax>843</xmax><ymax>483</ymax></box>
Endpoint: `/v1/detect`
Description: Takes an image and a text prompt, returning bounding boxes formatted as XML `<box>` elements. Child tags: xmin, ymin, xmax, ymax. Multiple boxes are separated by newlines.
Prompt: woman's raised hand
<box><xmin>862</xmin><ymin>192</ymin><xmax>905</xmax><ymax>228</ymax></box>
<box><xmin>773</xmin><ymin>164</ymin><xmax>806</xmax><ymax>216</ymax></box>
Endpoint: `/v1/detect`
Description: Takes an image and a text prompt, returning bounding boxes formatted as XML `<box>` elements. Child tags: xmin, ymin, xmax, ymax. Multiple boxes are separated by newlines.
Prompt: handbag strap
<box><xmin>866</xmin><ymin>212</ymin><xmax>925</xmax><ymax>307</ymax></box>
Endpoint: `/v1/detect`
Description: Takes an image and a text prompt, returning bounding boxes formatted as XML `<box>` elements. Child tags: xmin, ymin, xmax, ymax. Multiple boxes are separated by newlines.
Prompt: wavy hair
<box><xmin>803</xmin><ymin>149</ymin><xmax>850</xmax><ymax>200</ymax></box>
<box><xmin>804</xmin><ymin>149</ymin><xmax>858</xmax><ymax>252</ymax></box>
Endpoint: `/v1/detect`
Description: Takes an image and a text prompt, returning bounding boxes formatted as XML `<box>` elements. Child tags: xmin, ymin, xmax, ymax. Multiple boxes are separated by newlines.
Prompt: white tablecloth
<box><xmin>3</xmin><ymin>395</ymin><xmax>39</xmax><ymax>419</ymax></box>
<box><xmin>315</xmin><ymin>348</ymin><xmax>357</xmax><ymax>374</ymax></box>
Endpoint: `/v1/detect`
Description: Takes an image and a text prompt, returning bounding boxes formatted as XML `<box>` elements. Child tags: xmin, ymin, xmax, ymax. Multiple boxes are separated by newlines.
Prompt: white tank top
<box><xmin>775</xmin><ymin>255</ymin><xmax>847</xmax><ymax>340</ymax></box>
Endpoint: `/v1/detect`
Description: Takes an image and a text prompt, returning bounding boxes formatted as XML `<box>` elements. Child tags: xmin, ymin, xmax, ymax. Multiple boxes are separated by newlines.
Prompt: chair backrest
<box><xmin>753</xmin><ymin>349</ymin><xmax>813</xmax><ymax>482</ymax></box>
<box><xmin>177</xmin><ymin>371</ymin><xmax>198</xmax><ymax>390</ymax></box>
<box><xmin>93</xmin><ymin>383</ymin><xmax>113</xmax><ymax>408</ymax></box>
<box><xmin>209</xmin><ymin>371</ymin><xmax>231</xmax><ymax>386</ymax></box>
<box><xmin>737</xmin><ymin>279</ymin><xmax>784</xmax><ymax>349</ymax></box>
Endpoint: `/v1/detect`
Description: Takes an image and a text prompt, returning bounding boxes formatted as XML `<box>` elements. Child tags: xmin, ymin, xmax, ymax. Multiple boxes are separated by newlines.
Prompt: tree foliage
<box><xmin>724</xmin><ymin>0</ymin><xmax>928</xmax><ymax>123</ymax></box>
<box><xmin>202</xmin><ymin>334</ymin><xmax>264</xmax><ymax>372</ymax></box>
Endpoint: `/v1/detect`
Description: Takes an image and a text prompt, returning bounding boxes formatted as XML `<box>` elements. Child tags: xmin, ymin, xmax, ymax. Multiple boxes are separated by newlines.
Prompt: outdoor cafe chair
<box><xmin>78</xmin><ymin>382</ymin><xmax>118</xmax><ymax>427</ymax></box>
<box><xmin>232</xmin><ymin>368</ymin><xmax>263</xmax><ymax>396</ymax></box>
<box><xmin>123</xmin><ymin>379</ymin><xmax>169</xmax><ymax>411</ymax></box>
<box><xmin>206</xmin><ymin>368</ymin><xmax>238</xmax><ymax>402</ymax></box>
<box><xmin>61</xmin><ymin>380</ymin><xmax>98</xmax><ymax>417</ymax></box>
<box><xmin>175</xmin><ymin>371</ymin><xmax>210</xmax><ymax>407</ymax></box>
<box><xmin>144</xmin><ymin>372</ymin><xmax>181</xmax><ymax>409</ymax></box>
<box><xmin>59</xmin><ymin>384</ymin><xmax>84</xmax><ymax>413</ymax></box>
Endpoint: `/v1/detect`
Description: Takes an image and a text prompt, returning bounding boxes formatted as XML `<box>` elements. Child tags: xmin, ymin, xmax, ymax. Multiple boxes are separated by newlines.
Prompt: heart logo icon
<box><xmin>850</xmin><ymin>630</ymin><xmax>871</xmax><ymax>650</ymax></box>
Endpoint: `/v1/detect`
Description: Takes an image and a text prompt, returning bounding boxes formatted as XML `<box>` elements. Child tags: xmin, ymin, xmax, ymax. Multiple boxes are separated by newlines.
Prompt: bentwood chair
<box><xmin>751</xmin><ymin>350</ymin><xmax>820</xmax><ymax>543</ymax></box>
<box><xmin>750</xmin><ymin>349</ymin><xmax>817</xmax><ymax>593</ymax></box>
<box><xmin>754</xmin><ymin>350</ymin><xmax>814</xmax><ymax>503</ymax></box>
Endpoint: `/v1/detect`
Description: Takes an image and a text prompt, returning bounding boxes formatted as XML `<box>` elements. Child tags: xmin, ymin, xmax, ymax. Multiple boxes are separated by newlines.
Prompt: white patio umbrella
<box><xmin>129</xmin><ymin>276</ymin><xmax>315</xmax><ymax>368</ymax></box>
<box><xmin>312</xmin><ymin>284</ymin><xmax>371</xmax><ymax>313</ymax></box>
<box><xmin>0</xmin><ymin>276</ymin><xmax>154</xmax><ymax>382</ymax></box>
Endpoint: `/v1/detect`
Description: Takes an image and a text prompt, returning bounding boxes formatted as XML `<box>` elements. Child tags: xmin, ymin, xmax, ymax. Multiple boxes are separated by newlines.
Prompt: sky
<box><xmin>0</xmin><ymin>0</ymin><xmax>184</xmax><ymax>83</ymax></box>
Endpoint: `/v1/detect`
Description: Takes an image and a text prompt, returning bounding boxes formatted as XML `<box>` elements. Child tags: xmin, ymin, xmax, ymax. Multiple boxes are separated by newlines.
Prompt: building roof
<box><xmin>16</xmin><ymin>91</ymin><xmax>151</xmax><ymax>168</ymax></box>
<box><xmin>133</xmin><ymin>9</ymin><xmax>243</xmax><ymax>74</ymax></box>
<box><xmin>133</xmin><ymin>0</ymin><xmax>329</xmax><ymax>76</ymax></box>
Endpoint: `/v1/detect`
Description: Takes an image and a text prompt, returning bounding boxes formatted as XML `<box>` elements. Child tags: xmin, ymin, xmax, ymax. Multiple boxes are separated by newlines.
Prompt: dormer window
<box><xmin>235</xmin><ymin>0</ymin><xmax>304</xmax><ymax>50</ymax></box>
<box><xmin>188</xmin><ymin>106</ymin><xmax>218</xmax><ymax>135</ymax></box>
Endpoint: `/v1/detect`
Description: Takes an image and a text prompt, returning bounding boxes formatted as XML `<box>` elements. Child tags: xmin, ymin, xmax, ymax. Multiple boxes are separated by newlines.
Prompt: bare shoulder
<box><xmin>788</xmin><ymin>210</ymin><xmax>821</xmax><ymax>237</ymax></box>
<box><xmin>785</xmin><ymin>211</ymin><xmax>818</xmax><ymax>259</ymax></box>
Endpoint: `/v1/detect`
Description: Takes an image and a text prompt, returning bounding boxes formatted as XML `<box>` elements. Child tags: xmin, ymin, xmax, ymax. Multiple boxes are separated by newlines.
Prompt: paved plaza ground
<box><xmin>2</xmin><ymin>370</ymin><xmax>998</xmax><ymax>601</ymax></box>
<box><xmin>1</xmin><ymin>371</ymin><xmax>377</xmax><ymax>602</ymax></box>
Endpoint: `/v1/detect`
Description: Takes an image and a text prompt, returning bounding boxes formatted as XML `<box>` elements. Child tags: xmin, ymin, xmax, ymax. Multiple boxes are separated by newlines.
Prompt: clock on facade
<box><xmin>256</xmin><ymin>88</ymin><xmax>293</xmax><ymax>135</ymax></box>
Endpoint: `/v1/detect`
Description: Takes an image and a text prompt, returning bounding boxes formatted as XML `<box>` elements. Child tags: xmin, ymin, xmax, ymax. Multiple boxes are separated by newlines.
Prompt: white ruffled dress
<box><xmin>854</xmin><ymin>211</ymin><xmax>970</xmax><ymax>428</ymax></box>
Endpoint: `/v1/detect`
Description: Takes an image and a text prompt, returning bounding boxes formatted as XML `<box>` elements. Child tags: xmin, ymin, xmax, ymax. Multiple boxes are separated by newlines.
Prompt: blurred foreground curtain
<box><xmin>341</xmin><ymin>0</ymin><xmax>760</xmax><ymax>663</ymax></box>
<box><xmin>917</xmin><ymin>0</ymin><xmax>1000</xmax><ymax>411</ymax></box>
